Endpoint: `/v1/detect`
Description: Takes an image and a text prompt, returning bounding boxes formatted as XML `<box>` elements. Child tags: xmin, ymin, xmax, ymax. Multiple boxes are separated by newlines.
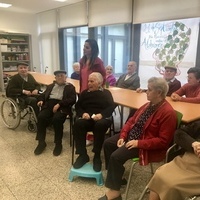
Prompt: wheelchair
<box><xmin>1</xmin><ymin>95</ymin><xmax>37</xmax><ymax>132</ymax></box>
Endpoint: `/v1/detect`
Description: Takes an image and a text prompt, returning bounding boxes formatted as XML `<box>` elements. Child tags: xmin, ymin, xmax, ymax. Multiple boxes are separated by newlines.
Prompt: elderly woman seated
<box><xmin>105</xmin><ymin>65</ymin><xmax>116</xmax><ymax>86</ymax></box>
<box><xmin>99</xmin><ymin>77</ymin><xmax>177</xmax><ymax>200</ymax></box>
<box><xmin>73</xmin><ymin>72</ymin><xmax>115</xmax><ymax>172</ymax></box>
<box><xmin>148</xmin><ymin>121</ymin><xmax>200</xmax><ymax>200</ymax></box>
<box><xmin>171</xmin><ymin>67</ymin><xmax>200</xmax><ymax>103</ymax></box>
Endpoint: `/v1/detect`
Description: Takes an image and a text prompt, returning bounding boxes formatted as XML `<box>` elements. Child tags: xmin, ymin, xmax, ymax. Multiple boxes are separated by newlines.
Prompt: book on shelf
<box><xmin>11</xmin><ymin>38</ymin><xmax>26</xmax><ymax>43</ymax></box>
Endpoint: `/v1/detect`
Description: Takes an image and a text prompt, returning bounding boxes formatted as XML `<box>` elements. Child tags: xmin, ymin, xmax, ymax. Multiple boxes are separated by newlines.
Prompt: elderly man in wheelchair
<box><xmin>1</xmin><ymin>62</ymin><xmax>40</xmax><ymax>131</ymax></box>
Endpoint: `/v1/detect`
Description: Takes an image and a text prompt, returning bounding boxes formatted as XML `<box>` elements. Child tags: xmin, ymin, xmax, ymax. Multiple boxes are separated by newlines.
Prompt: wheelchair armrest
<box><xmin>7</xmin><ymin>93</ymin><xmax>21</xmax><ymax>98</ymax></box>
<box><xmin>185</xmin><ymin>195</ymin><xmax>200</xmax><ymax>200</ymax></box>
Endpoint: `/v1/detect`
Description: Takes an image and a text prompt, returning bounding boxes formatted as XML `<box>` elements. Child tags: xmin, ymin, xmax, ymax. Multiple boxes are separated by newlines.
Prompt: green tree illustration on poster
<box><xmin>153</xmin><ymin>22</ymin><xmax>191</xmax><ymax>75</ymax></box>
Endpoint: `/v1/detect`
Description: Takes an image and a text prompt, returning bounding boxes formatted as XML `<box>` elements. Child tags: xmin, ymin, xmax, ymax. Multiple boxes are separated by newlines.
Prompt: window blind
<box><xmin>58</xmin><ymin>1</ymin><xmax>88</xmax><ymax>28</ymax></box>
<box><xmin>88</xmin><ymin>0</ymin><xmax>132</xmax><ymax>27</ymax></box>
<box><xmin>133</xmin><ymin>0</ymin><xmax>200</xmax><ymax>24</ymax></box>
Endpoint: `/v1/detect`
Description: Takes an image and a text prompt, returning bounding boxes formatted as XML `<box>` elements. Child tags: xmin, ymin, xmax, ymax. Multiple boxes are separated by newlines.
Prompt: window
<box><xmin>95</xmin><ymin>24</ymin><xmax>131</xmax><ymax>77</ymax></box>
<box><xmin>63</xmin><ymin>26</ymin><xmax>88</xmax><ymax>76</ymax></box>
<box><xmin>60</xmin><ymin>24</ymin><xmax>131</xmax><ymax>78</ymax></box>
<box><xmin>39</xmin><ymin>32</ymin><xmax>58</xmax><ymax>74</ymax></box>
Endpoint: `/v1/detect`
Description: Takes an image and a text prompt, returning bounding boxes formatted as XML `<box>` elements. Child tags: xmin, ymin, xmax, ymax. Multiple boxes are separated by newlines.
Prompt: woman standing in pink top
<box><xmin>79</xmin><ymin>39</ymin><xmax>106</xmax><ymax>93</ymax></box>
<box><xmin>79</xmin><ymin>39</ymin><xmax>106</xmax><ymax>145</ymax></box>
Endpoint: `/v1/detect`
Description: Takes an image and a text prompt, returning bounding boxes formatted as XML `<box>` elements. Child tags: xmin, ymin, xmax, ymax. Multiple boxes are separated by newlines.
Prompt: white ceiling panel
<box><xmin>0</xmin><ymin>0</ymin><xmax>87</xmax><ymax>14</ymax></box>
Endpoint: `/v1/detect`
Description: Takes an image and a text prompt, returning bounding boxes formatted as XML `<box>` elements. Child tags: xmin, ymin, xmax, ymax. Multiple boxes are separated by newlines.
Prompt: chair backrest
<box><xmin>5</xmin><ymin>78</ymin><xmax>11</xmax><ymax>97</ymax></box>
<box><xmin>5</xmin><ymin>76</ymin><xmax>21</xmax><ymax>98</ymax></box>
<box><xmin>176</xmin><ymin>110</ymin><xmax>183</xmax><ymax>128</ymax></box>
<box><xmin>165</xmin><ymin>110</ymin><xmax>183</xmax><ymax>163</ymax></box>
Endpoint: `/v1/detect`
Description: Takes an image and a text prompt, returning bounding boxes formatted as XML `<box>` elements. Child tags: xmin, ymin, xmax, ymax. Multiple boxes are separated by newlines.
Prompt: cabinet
<box><xmin>0</xmin><ymin>32</ymin><xmax>32</xmax><ymax>91</ymax></box>
<box><xmin>0</xmin><ymin>33</ymin><xmax>32</xmax><ymax>72</ymax></box>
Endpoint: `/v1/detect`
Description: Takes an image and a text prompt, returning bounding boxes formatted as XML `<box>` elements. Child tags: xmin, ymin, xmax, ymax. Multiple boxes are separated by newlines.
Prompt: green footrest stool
<box><xmin>68</xmin><ymin>163</ymin><xmax>104</xmax><ymax>186</ymax></box>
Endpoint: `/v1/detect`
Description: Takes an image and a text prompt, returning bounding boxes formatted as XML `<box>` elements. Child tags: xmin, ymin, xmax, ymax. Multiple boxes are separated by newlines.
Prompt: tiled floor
<box><xmin>0</xmin><ymin>94</ymin><xmax>158</xmax><ymax>200</ymax></box>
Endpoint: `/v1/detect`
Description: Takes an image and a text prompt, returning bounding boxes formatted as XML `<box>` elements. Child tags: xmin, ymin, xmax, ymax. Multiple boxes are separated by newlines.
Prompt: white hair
<box><xmin>148</xmin><ymin>77</ymin><xmax>169</xmax><ymax>98</ymax></box>
<box><xmin>89</xmin><ymin>72</ymin><xmax>103</xmax><ymax>86</ymax></box>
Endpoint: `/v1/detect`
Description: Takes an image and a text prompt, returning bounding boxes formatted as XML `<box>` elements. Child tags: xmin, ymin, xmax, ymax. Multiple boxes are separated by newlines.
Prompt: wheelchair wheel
<box><xmin>27</xmin><ymin>105</ymin><xmax>37</xmax><ymax>132</ymax></box>
<box><xmin>1</xmin><ymin>98</ymin><xmax>21</xmax><ymax>129</ymax></box>
<box><xmin>27</xmin><ymin>120</ymin><xmax>37</xmax><ymax>132</ymax></box>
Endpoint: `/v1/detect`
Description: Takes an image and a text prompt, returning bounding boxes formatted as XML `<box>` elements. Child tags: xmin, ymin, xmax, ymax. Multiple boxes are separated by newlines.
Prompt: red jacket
<box><xmin>120</xmin><ymin>100</ymin><xmax>177</xmax><ymax>165</ymax></box>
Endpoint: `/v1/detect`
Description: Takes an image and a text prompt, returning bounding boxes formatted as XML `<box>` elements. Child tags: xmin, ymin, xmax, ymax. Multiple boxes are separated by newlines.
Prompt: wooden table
<box><xmin>30</xmin><ymin>72</ymin><xmax>80</xmax><ymax>93</ymax></box>
<box><xmin>5</xmin><ymin>71</ymin><xmax>200</xmax><ymax>124</ymax></box>
<box><xmin>166</xmin><ymin>97</ymin><xmax>200</xmax><ymax>124</ymax></box>
<box><xmin>108</xmin><ymin>87</ymin><xmax>200</xmax><ymax>124</ymax></box>
<box><xmin>5</xmin><ymin>71</ymin><xmax>80</xmax><ymax>93</ymax></box>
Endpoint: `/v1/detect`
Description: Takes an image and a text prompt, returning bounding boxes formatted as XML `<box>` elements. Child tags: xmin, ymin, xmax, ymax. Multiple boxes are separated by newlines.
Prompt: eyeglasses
<box><xmin>165</xmin><ymin>70</ymin><xmax>176</xmax><ymax>73</ymax></box>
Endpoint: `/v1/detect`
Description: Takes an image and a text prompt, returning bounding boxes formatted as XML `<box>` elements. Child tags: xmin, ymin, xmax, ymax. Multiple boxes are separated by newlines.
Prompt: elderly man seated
<box><xmin>34</xmin><ymin>70</ymin><xmax>76</xmax><ymax>156</ymax></box>
<box><xmin>6</xmin><ymin>62</ymin><xmax>40</xmax><ymax>116</ymax></box>
<box><xmin>73</xmin><ymin>72</ymin><xmax>115</xmax><ymax>172</ymax></box>
<box><xmin>115</xmin><ymin>61</ymin><xmax>140</xmax><ymax>90</ymax></box>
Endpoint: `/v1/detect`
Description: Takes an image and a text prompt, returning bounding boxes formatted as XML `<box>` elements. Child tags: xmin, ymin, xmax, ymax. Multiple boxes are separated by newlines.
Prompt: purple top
<box><xmin>106</xmin><ymin>74</ymin><xmax>116</xmax><ymax>86</ymax></box>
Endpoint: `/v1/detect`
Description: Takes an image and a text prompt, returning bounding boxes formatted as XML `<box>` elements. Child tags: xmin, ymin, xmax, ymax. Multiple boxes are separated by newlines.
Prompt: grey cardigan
<box><xmin>116</xmin><ymin>73</ymin><xmax>140</xmax><ymax>90</ymax></box>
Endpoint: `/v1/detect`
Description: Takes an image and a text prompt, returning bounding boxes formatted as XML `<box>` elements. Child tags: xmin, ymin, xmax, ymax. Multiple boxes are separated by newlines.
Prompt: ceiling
<box><xmin>0</xmin><ymin>0</ymin><xmax>87</xmax><ymax>14</ymax></box>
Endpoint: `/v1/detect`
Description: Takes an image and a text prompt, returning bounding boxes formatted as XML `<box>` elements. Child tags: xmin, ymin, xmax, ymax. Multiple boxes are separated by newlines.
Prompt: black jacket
<box><xmin>38</xmin><ymin>81</ymin><xmax>76</xmax><ymax>115</ymax></box>
<box><xmin>174</xmin><ymin>121</ymin><xmax>200</xmax><ymax>152</ymax></box>
<box><xmin>6</xmin><ymin>73</ymin><xmax>40</xmax><ymax>97</ymax></box>
<box><xmin>75</xmin><ymin>89</ymin><xmax>115</xmax><ymax>118</ymax></box>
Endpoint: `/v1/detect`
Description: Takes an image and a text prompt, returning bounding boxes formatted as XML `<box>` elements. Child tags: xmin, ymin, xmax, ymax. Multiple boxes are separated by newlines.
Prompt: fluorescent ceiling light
<box><xmin>0</xmin><ymin>3</ymin><xmax>12</xmax><ymax>8</ymax></box>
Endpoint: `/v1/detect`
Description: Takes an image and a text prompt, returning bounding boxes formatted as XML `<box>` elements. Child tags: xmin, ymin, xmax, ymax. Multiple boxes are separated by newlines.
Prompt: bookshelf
<box><xmin>0</xmin><ymin>32</ymin><xmax>32</xmax><ymax>91</ymax></box>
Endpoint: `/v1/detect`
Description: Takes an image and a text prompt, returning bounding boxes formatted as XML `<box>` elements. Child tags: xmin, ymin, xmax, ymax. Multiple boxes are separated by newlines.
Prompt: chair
<box><xmin>124</xmin><ymin>110</ymin><xmax>183</xmax><ymax>200</ymax></box>
<box><xmin>66</xmin><ymin>112</ymin><xmax>74</xmax><ymax>147</ymax></box>
<box><xmin>69</xmin><ymin>107</ymin><xmax>115</xmax><ymax>147</ymax></box>
<box><xmin>185</xmin><ymin>196</ymin><xmax>200</xmax><ymax>200</ymax></box>
<box><xmin>68</xmin><ymin>104</ymin><xmax>77</xmax><ymax>147</ymax></box>
<box><xmin>1</xmin><ymin>96</ymin><xmax>37</xmax><ymax>132</ymax></box>
<box><xmin>1</xmin><ymin>77</ymin><xmax>39</xmax><ymax>132</ymax></box>
<box><xmin>68</xmin><ymin>115</ymin><xmax>114</xmax><ymax>186</ymax></box>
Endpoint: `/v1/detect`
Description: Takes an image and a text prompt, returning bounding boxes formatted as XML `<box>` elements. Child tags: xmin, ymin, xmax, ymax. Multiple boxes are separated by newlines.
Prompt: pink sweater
<box><xmin>175</xmin><ymin>83</ymin><xmax>200</xmax><ymax>103</ymax></box>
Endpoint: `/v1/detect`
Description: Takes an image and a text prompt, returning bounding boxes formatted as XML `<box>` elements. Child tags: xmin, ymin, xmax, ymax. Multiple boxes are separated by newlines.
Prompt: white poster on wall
<box><xmin>139</xmin><ymin>18</ymin><xmax>200</xmax><ymax>88</ymax></box>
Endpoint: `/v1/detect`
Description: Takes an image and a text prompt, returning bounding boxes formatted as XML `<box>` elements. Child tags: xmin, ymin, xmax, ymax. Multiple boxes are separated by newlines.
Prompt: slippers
<box><xmin>98</xmin><ymin>194</ymin><xmax>122</xmax><ymax>200</ymax></box>
<box><xmin>121</xmin><ymin>178</ymin><xmax>127</xmax><ymax>185</ymax></box>
<box><xmin>98</xmin><ymin>195</ymin><xmax>108</xmax><ymax>200</ymax></box>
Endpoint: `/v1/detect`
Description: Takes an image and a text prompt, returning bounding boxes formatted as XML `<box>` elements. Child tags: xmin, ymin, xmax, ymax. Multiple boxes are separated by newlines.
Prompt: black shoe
<box><xmin>53</xmin><ymin>144</ymin><xmax>62</xmax><ymax>156</ymax></box>
<box><xmin>93</xmin><ymin>157</ymin><xmax>102</xmax><ymax>172</ymax></box>
<box><xmin>34</xmin><ymin>142</ymin><xmax>46</xmax><ymax>155</ymax></box>
<box><xmin>98</xmin><ymin>195</ymin><xmax>122</xmax><ymax>200</ymax></box>
<box><xmin>121</xmin><ymin>178</ymin><xmax>127</xmax><ymax>185</ymax></box>
<box><xmin>73</xmin><ymin>154</ymin><xmax>89</xmax><ymax>169</ymax></box>
<box><xmin>98</xmin><ymin>195</ymin><xmax>108</xmax><ymax>200</ymax></box>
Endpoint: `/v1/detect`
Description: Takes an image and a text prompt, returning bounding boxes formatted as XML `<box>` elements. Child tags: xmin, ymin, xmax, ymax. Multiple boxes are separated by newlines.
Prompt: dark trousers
<box><xmin>73</xmin><ymin>118</ymin><xmax>111</xmax><ymax>156</ymax></box>
<box><xmin>36</xmin><ymin>108</ymin><xmax>67</xmax><ymax>144</ymax></box>
<box><xmin>104</xmin><ymin>134</ymin><xmax>139</xmax><ymax>191</ymax></box>
<box><xmin>17</xmin><ymin>96</ymin><xmax>39</xmax><ymax>116</ymax></box>
<box><xmin>24</xmin><ymin>96</ymin><xmax>39</xmax><ymax>116</ymax></box>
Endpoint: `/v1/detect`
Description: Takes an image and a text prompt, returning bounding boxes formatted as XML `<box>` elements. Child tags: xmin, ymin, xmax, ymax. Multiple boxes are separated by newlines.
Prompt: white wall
<box><xmin>0</xmin><ymin>10</ymin><xmax>40</xmax><ymax>71</ymax></box>
<box><xmin>1</xmin><ymin>0</ymin><xmax>198</xmax><ymax>76</ymax></box>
